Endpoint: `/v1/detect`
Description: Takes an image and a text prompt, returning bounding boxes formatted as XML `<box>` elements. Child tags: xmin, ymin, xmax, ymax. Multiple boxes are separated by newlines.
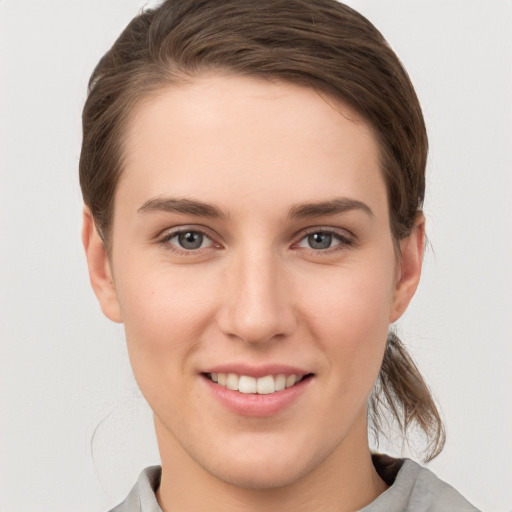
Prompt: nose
<box><xmin>216</xmin><ymin>249</ymin><xmax>297</xmax><ymax>345</ymax></box>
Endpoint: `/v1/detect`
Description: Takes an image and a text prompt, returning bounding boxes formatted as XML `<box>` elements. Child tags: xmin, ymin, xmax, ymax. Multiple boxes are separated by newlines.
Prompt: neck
<box><xmin>155</xmin><ymin>416</ymin><xmax>388</xmax><ymax>512</ymax></box>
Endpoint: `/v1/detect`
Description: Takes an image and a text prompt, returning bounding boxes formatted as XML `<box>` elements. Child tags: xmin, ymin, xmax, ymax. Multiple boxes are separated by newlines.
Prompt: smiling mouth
<box><xmin>204</xmin><ymin>372</ymin><xmax>313</xmax><ymax>395</ymax></box>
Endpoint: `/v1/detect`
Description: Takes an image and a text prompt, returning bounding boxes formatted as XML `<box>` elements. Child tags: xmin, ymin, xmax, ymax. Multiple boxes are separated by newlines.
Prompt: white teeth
<box><xmin>286</xmin><ymin>374</ymin><xmax>297</xmax><ymax>387</ymax></box>
<box><xmin>275</xmin><ymin>374</ymin><xmax>286</xmax><ymax>391</ymax></box>
<box><xmin>209</xmin><ymin>372</ymin><xmax>306</xmax><ymax>394</ymax></box>
<box><xmin>238</xmin><ymin>375</ymin><xmax>257</xmax><ymax>394</ymax></box>
<box><xmin>226</xmin><ymin>373</ymin><xmax>239</xmax><ymax>391</ymax></box>
<box><xmin>257</xmin><ymin>375</ymin><xmax>275</xmax><ymax>395</ymax></box>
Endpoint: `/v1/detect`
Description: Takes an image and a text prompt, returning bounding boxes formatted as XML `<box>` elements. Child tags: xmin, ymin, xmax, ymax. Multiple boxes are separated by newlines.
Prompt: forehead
<box><xmin>117</xmin><ymin>74</ymin><xmax>386</xmax><ymax>218</ymax></box>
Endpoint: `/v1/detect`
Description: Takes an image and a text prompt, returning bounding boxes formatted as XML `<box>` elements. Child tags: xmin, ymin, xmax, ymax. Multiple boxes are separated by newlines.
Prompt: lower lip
<box><xmin>202</xmin><ymin>375</ymin><xmax>312</xmax><ymax>417</ymax></box>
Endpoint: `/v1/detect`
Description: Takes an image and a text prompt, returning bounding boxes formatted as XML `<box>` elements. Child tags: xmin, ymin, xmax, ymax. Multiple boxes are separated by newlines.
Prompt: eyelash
<box><xmin>295</xmin><ymin>228</ymin><xmax>354</xmax><ymax>251</ymax></box>
<box><xmin>158</xmin><ymin>227</ymin><xmax>218</xmax><ymax>255</ymax></box>
<box><xmin>157</xmin><ymin>227</ymin><xmax>355</xmax><ymax>255</ymax></box>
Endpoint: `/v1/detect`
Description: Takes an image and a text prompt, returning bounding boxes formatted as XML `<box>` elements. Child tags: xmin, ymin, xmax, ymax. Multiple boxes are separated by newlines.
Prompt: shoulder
<box><xmin>361</xmin><ymin>456</ymin><xmax>480</xmax><ymax>512</ymax></box>
<box><xmin>108</xmin><ymin>466</ymin><xmax>162</xmax><ymax>512</ymax></box>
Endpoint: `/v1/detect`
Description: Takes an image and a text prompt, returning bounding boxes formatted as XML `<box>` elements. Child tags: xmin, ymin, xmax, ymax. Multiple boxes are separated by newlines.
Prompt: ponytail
<box><xmin>369</xmin><ymin>332</ymin><xmax>445</xmax><ymax>461</ymax></box>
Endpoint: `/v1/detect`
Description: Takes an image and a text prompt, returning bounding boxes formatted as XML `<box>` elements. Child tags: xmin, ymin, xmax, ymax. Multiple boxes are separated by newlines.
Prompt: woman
<box><xmin>80</xmin><ymin>1</ymin><xmax>479</xmax><ymax>510</ymax></box>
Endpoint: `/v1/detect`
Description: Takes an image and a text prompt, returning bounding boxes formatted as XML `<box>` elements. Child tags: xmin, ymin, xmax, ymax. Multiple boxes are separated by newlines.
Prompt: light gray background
<box><xmin>1</xmin><ymin>1</ymin><xmax>511</xmax><ymax>511</ymax></box>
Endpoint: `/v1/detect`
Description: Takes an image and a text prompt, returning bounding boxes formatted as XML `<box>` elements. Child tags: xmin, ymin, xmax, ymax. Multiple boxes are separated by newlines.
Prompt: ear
<box><xmin>82</xmin><ymin>207</ymin><xmax>123</xmax><ymax>323</ymax></box>
<box><xmin>389</xmin><ymin>214</ymin><xmax>426</xmax><ymax>323</ymax></box>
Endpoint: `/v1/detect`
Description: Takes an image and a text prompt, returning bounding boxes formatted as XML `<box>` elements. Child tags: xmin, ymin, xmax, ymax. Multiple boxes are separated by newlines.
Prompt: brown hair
<box><xmin>80</xmin><ymin>0</ymin><xmax>444</xmax><ymax>460</ymax></box>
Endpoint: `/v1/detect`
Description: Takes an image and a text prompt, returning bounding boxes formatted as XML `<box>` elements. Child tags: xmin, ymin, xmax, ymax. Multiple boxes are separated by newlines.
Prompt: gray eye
<box><xmin>178</xmin><ymin>231</ymin><xmax>204</xmax><ymax>249</ymax></box>
<box><xmin>307</xmin><ymin>232</ymin><xmax>332</xmax><ymax>249</ymax></box>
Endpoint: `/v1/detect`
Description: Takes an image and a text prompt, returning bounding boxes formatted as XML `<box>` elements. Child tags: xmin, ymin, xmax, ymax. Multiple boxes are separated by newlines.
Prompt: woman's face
<box><xmin>85</xmin><ymin>74</ymin><xmax>422</xmax><ymax>489</ymax></box>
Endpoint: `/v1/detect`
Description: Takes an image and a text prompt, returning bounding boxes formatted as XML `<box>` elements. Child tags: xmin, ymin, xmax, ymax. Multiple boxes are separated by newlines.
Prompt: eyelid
<box><xmin>155</xmin><ymin>224</ymin><xmax>355</xmax><ymax>254</ymax></box>
<box><xmin>292</xmin><ymin>226</ymin><xmax>355</xmax><ymax>251</ymax></box>
<box><xmin>157</xmin><ymin>225</ymin><xmax>222</xmax><ymax>253</ymax></box>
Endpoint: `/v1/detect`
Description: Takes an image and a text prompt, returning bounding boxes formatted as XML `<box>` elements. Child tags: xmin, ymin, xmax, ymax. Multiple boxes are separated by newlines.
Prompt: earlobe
<box><xmin>389</xmin><ymin>214</ymin><xmax>426</xmax><ymax>323</ymax></box>
<box><xmin>82</xmin><ymin>208</ymin><xmax>123</xmax><ymax>323</ymax></box>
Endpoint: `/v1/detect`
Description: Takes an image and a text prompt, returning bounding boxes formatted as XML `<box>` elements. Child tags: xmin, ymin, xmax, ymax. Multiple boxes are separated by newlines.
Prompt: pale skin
<box><xmin>83</xmin><ymin>74</ymin><xmax>425</xmax><ymax>512</ymax></box>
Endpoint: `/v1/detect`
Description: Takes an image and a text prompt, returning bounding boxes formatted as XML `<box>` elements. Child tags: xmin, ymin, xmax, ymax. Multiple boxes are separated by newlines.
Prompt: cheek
<box><xmin>301</xmin><ymin>260</ymin><xmax>395</xmax><ymax>381</ymax></box>
<box><xmin>305</xmin><ymin>258</ymin><xmax>394</xmax><ymax>328</ymax></box>
<box><xmin>113</xmin><ymin>265</ymin><xmax>223</xmax><ymax>431</ymax></box>
<box><xmin>113</xmin><ymin>261</ymin><xmax>220</xmax><ymax>380</ymax></box>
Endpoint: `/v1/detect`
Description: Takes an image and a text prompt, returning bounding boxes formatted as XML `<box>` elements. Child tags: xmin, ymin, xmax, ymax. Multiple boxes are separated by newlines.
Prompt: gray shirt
<box><xmin>109</xmin><ymin>457</ymin><xmax>479</xmax><ymax>512</ymax></box>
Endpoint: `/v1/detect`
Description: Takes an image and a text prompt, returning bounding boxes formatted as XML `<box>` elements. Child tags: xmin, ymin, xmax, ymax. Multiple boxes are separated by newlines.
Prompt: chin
<box><xmin>206</xmin><ymin>457</ymin><xmax>314</xmax><ymax>490</ymax></box>
<box><xmin>191</xmin><ymin>434</ymin><xmax>330</xmax><ymax>491</ymax></box>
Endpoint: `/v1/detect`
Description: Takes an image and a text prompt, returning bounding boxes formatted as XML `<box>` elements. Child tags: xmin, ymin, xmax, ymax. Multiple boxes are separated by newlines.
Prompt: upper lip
<box><xmin>201</xmin><ymin>363</ymin><xmax>312</xmax><ymax>378</ymax></box>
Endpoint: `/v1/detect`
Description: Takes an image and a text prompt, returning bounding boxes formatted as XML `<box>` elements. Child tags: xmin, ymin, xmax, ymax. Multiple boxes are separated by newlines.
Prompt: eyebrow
<box><xmin>288</xmin><ymin>197</ymin><xmax>374</xmax><ymax>219</ymax></box>
<box><xmin>137</xmin><ymin>197</ymin><xmax>226</xmax><ymax>219</ymax></box>
<box><xmin>137</xmin><ymin>196</ymin><xmax>373</xmax><ymax>220</ymax></box>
